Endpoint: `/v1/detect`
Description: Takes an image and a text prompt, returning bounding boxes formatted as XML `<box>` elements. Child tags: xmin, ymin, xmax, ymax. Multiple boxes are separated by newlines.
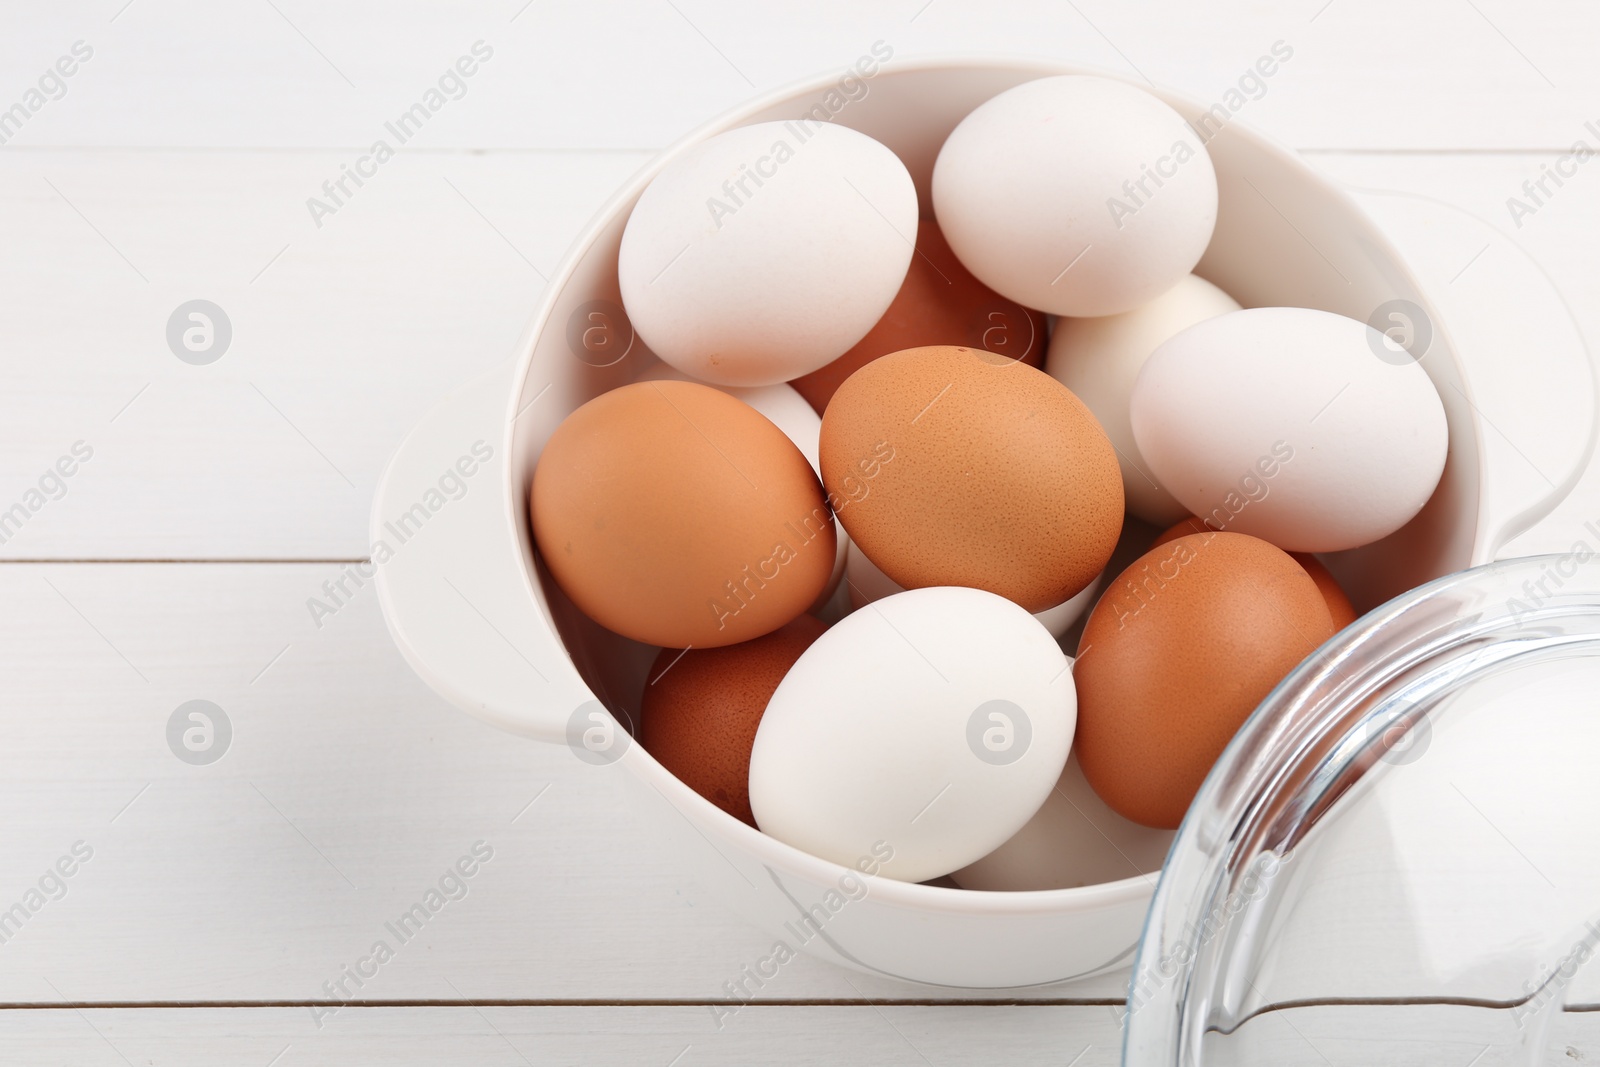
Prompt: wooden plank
<box><xmin>0</xmin><ymin>1001</ymin><xmax>1594</xmax><ymax>1065</ymax></box>
<box><xmin>1194</xmin><ymin>1003</ymin><xmax>1600</xmax><ymax>1066</ymax></box>
<box><xmin>0</xmin><ymin>149</ymin><xmax>1594</xmax><ymax>561</ymax></box>
<box><xmin>1</xmin><ymin>0</ymin><xmax>1595</xmax><ymax>151</ymax></box>
<box><xmin>0</xmin><ymin>1004</ymin><xmax>1126</xmax><ymax>1066</ymax></box>
<box><xmin>0</xmin><ymin>149</ymin><xmax>648</xmax><ymax>560</ymax></box>
<box><xmin>0</xmin><ymin>562</ymin><xmax>1130</xmax><ymax>1003</ymax></box>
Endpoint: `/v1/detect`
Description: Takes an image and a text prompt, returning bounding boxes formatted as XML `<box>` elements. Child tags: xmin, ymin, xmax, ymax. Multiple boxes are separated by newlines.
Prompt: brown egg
<box><xmin>789</xmin><ymin>219</ymin><xmax>1047</xmax><ymax>415</ymax></box>
<box><xmin>640</xmin><ymin>614</ymin><xmax>828</xmax><ymax>825</ymax></box>
<box><xmin>1154</xmin><ymin>517</ymin><xmax>1357</xmax><ymax>629</ymax></box>
<box><xmin>1293</xmin><ymin>555</ymin><xmax>1358</xmax><ymax>629</ymax></box>
<box><xmin>532</xmin><ymin>380</ymin><xmax>836</xmax><ymax>648</ymax></box>
<box><xmin>1074</xmin><ymin>531</ymin><xmax>1336</xmax><ymax>828</ymax></box>
<box><xmin>1149</xmin><ymin>515</ymin><xmax>1216</xmax><ymax>549</ymax></box>
<box><xmin>820</xmin><ymin>345</ymin><xmax>1122</xmax><ymax>612</ymax></box>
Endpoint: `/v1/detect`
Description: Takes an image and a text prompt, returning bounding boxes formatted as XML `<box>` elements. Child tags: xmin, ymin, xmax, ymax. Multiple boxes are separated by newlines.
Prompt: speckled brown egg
<box><xmin>532</xmin><ymin>380</ymin><xmax>836</xmax><ymax>649</ymax></box>
<box><xmin>789</xmin><ymin>219</ymin><xmax>1047</xmax><ymax>415</ymax></box>
<box><xmin>639</xmin><ymin>614</ymin><xmax>827</xmax><ymax>826</ymax></box>
<box><xmin>1154</xmin><ymin>516</ymin><xmax>1357</xmax><ymax>629</ymax></box>
<box><xmin>819</xmin><ymin>345</ymin><xmax>1122</xmax><ymax>612</ymax></box>
<box><xmin>1295</xmin><ymin>554</ymin><xmax>1358</xmax><ymax>629</ymax></box>
<box><xmin>1074</xmin><ymin>531</ymin><xmax>1336</xmax><ymax>828</ymax></box>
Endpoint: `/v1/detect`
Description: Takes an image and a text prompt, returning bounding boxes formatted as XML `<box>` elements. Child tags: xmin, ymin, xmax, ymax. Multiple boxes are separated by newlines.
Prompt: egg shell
<box><xmin>749</xmin><ymin>586</ymin><xmax>1076</xmax><ymax>883</ymax></box>
<box><xmin>1046</xmin><ymin>274</ymin><xmax>1240</xmax><ymax>526</ymax></box>
<box><xmin>789</xmin><ymin>218</ymin><xmax>1047</xmax><ymax>414</ymax></box>
<box><xmin>1131</xmin><ymin>307</ymin><xmax>1449</xmax><ymax>553</ymax></box>
<box><xmin>932</xmin><ymin>75</ymin><xmax>1217</xmax><ymax>317</ymax></box>
<box><xmin>640</xmin><ymin>615</ymin><xmax>828</xmax><ymax>826</ymax></box>
<box><xmin>950</xmin><ymin>753</ymin><xmax>1172</xmax><ymax>891</ymax></box>
<box><xmin>844</xmin><ymin>539</ymin><xmax>1099</xmax><ymax>640</ymax></box>
<box><xmin>618</xmin><ymin>121</ymin><xmax>917</xmax><ymax>387</ymax></box>
<box><xmin>633</xmin><ymin>361</ymin><xmax>847</xmax><ymax>608</ymax></box>
<box><xmin>820</xmin><ymin>345</ymin><xmax>1123</xmax><ymax>612</ymax></box>
<box><xmin>531</xmin><ymin>379</ymin><xmax>837</xmax><ymax>648</ymax></box>
<box><xmin>1154</xmin><ymin>516</ymin><xmax>1358</xmax><ymax>629</ymax></box>
<box><xmin>1074</xmin><ymin>532</ymin><xmax>1336</xmax><ymax>828</ymax></box>
<box><xmin>1297</xmin><ymin>553</ymin><xmax>1359</xmax><ymax>629</ymax></box>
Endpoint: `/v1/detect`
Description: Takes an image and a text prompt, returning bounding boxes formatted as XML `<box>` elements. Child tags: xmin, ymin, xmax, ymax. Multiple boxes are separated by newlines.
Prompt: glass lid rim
<box><xmin>1121</xmin><ymin>550</ymin><xmax>1600</xmax><ymax>1064</ymax></box>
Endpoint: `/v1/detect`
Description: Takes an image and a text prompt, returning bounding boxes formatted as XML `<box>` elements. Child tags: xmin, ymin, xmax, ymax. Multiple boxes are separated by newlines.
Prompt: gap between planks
<box><xmin>3</xmin><ymin>997</ymin><xmax>1595</xmax><ymax>1013</ymax></box>
<box><xmin>0</xmin><ymin>145</ymin><xmax>1587</xmax><ymax>156</ymax></box>
<box><xmin>0</xmin><ymin>559</ymin><xmax>371</xmax><ymax>565</ymax></box>
<box><xmin>0</xmin><ymin>998</ymin><xmax>1125</xmax><ymax>1011</ymax></box>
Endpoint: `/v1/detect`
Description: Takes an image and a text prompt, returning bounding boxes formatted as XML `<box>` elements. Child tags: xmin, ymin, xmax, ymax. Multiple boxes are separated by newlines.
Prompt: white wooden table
<box><xmin>2</xmin><ymin>1</ymin><xmax>1597</xmax><ymax>1062</ymax></box>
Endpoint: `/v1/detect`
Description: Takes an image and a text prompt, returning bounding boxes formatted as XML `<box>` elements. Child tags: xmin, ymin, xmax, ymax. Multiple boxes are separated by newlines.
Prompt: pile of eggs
<box><xmin>531</xmin><ymin>75</ymin><xmax>1449</xmax><ymax>888</ymax></box>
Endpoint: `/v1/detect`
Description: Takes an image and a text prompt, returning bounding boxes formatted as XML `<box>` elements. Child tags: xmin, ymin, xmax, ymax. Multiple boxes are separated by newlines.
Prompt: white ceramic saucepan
<box><xmin>373</xmin><ymin>57</ymin><xmax>1594</xmax><ymax>988</ymax></box>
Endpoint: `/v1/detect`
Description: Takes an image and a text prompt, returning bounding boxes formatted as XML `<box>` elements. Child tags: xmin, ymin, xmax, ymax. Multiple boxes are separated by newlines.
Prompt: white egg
<box><xmin>618</xmin><ymin>121</ymin><xmax>917</xmax><ymax>387</ymax></box>
<box><xmin>950</xmin><ymin>753</ymin><xmax>1172</xmax><ymax>891</ymax></box>
<box><xmin>633</xmin><ymin>361</ymin><xmax>847</xmax><ymax>606</ymax></box>
<box><xmin>932</xmin><ymin>76</ymin><xmax>1217</xmax><ymax>317</ymax></box>
<box><xmin>1131</xmin><ymin>307</ymin><xmax>1449</xmax><ymax>552</ymax></box>
<box><xmin>1046</xmin><ymin>274</ymin><xmax>1241</xmax><ymax>526</ymax></box>
<box><xmin>844</xmin><ymin>540</ymin><xmax>1098</xmax><ymax>640</ymax></box>
<box><xmin>748</xmin><ymin>587</ymin><xmax>1075</xmax><ymax>883</ymax></box>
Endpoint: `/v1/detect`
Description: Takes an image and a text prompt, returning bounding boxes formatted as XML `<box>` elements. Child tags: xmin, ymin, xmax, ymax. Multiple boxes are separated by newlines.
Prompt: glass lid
<box><xmin>1123</xmin><ymin>552</ymin><xmax>1600</xmax><ymax>1065</ymax></box>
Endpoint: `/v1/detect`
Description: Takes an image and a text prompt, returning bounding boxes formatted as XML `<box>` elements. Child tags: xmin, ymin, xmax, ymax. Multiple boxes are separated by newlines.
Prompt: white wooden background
<box><xmin>2</xmin><ymin>1</ymin><xmax>1598</xmax><ymax>1063</ymax></box>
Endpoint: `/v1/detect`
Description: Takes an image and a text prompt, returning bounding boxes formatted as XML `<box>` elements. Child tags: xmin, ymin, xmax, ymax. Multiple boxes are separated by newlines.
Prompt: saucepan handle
<box><xmin>372</xmin><ymin>358</ymin><xmax>590</xmax><ymax>743</ymax></box>
<box><xmin>1348</xmin><ymin>188</ymin><xmax>1596</xmax><ymax>560</ymax></box>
